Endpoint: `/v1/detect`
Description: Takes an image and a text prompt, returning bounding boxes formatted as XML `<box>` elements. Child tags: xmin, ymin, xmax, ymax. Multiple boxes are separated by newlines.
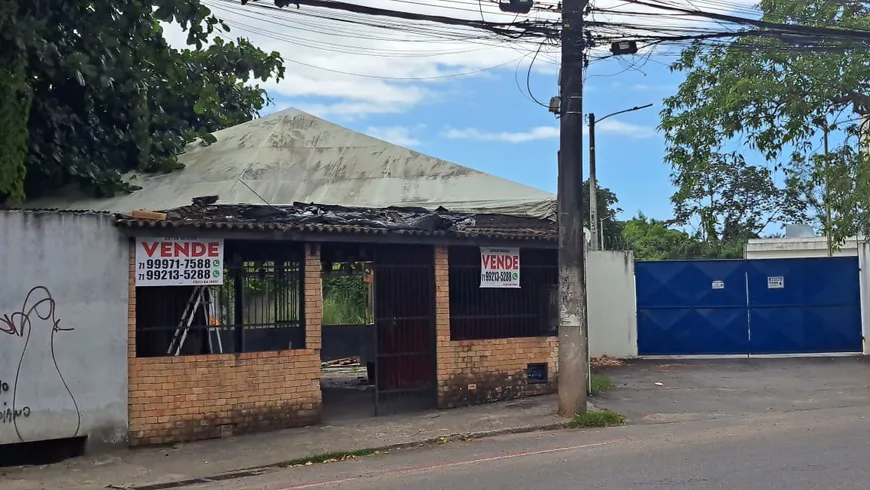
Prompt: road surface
<box><xmin>182</xmin><ymin>404</ymin><xmax>870</xmax><ymax>490</ymax></box>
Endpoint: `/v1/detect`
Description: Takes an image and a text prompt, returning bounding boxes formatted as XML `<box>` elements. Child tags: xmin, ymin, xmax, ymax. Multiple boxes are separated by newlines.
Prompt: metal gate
<box><xmin>636</xmin><ymin>257</ymin><xmax>862</xmax><ymax>356</ymax></box>
<box><xmin>372</xmin><ymin>245</ymin><xmax>437</xmax><ymax>414</ymax></box>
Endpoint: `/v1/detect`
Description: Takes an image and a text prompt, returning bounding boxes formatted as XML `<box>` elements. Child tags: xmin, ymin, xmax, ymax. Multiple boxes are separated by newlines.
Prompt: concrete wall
<box><xmin>0</xmin><ymin>211</ymin><xmax>129</xmax><ymax>450</ymax></box>
<box><xmin>860</xmin><ymin>243</ymin><xmax>870</xmax><ymax>355</ymax></box>
<box><xmin>587</xmin><ymin>251</ymin><xmax>638</xmax><ymax>358</ymax></box>
<box><xmin>745</xmin><ymin>236</ymin><xmax>862</xmax><ymax>259</ymax></box>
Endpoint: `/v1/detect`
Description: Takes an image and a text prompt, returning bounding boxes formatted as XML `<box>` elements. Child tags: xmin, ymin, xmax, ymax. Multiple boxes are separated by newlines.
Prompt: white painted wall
<box><xmin>0</xmin><ymin>211</ymin><xmax>129</xmax><ymax>450</ymax></box>
<box><xmin>860</xmin><ymin>243</ymin><xmax>870</xmax><ymax>355</ymax></box>
<box><xmin>587</xmin><ymin>251</ymin><xmax>637</xmax><ymax>358</ymax></box>
<box><xmin>745</xmin><ymin>236</ymin><xmax>863</xmax><ymax>259</ymax></box>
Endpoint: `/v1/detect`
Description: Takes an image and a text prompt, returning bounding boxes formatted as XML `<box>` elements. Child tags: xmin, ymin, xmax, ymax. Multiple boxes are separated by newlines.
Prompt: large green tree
<box><xmin>660</xmin><ymin>0</ymin><xmax>870</xmax><ymax>246</ymax></box>
<box><xmin>671</xmin><ymin>151</ymin><xmax>808</xmax><ymax>243</ymax></box>
<box><xmin>621</xmin><ymin>213</ymin><xmax>744</xmax><ymax>260</ymax></box>
<box><xmin>0</xmin><ymin>1</ymin><xmax>284</xmax><ymax>203</ymax></box>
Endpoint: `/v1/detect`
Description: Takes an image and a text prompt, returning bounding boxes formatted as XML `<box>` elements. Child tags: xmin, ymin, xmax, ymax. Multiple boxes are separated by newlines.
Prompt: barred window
<box><xmin>448</xmin><ymin>246</ymin><xmax>557</xmax><ymax>341</ymax></box>
<box><xmin>135</xmin><ymin>241</ymin><xmax>305</xmax><ymax>357</ymax></box>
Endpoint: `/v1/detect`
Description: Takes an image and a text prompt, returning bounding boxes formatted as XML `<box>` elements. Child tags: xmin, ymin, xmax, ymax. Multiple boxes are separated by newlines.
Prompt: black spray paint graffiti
<box><xmin>0</xmin><ymin>381</ymin><xmax>30</xmax><ymax>424</ymax></box>
<box><xmin>0</xmin><ymin>287</ymin><xmax>80</xmax><ymax>441</ymax></box>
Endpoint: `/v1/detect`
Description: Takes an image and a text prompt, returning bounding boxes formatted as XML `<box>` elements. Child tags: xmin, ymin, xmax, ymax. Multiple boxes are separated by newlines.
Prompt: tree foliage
<box><xmin>660</xmin><ymin>0</ymin><xmax>870</xmax><ymax>246</ymax></box>
<box><xmin>671</xmin><ymin>151</ymin><xmax>807</xmax><ymax>243</ymax></box>
<box><xmin>621</xmin><ymin>213</ymin><xmax>744</xmax><ymax>260</ymax></box>
<box><xmin>0</xmin><ymin>1</ymin><xmax>285</xmax><ymax>203</ymax></box>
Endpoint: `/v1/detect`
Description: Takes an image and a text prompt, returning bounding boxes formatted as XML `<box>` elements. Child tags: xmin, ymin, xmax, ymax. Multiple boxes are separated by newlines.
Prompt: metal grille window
<box><xmin>135</xmin><ymin>241</ymin><xmax>305</xmax><ymax>357</ymax></box>
<box><xmin>448</xmin><ymin>246</ymin><xmax>557</xmax><ymax>341</ymax></box>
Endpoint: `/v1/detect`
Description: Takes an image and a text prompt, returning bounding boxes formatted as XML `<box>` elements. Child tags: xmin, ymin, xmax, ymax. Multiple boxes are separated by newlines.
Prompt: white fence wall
<box><xmin>587</xmin><ymin>251</ymin><xmax>637</xmax><ymax>358</ymax></box>
<box><xmin>0</xmin><ymin>211</ymin><xmax>129</xmax><ymax>451</ymax></box>
<box><xmin>860</xmin><ymin>243</ymin><xmax>870</xmax><ymax>355</ymax></box>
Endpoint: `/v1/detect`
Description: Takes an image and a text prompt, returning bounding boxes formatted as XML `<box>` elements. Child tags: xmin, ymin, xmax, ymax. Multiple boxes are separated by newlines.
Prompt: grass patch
<box><xmin>570</xmin><ymin>409</ymin><xmax>626</xmax><ymax>428</ymax></box>
<box><xmin>322</xmin><ymin>296</ymin><xmax>369</xmax><ymax>325</ymax></box>
<box><xmin>590</xmin><ymin>373</ymin><xmax>615</xmax><ymax>395</ymax></box>
<box><xmin>280</xmin><ymin>448</ymin><xmax>379</xmax><ymax>467</ymax></box>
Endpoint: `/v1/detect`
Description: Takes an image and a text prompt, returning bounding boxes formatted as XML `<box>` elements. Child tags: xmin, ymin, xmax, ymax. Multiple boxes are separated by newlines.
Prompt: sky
<box><xmin>171</xmin><ymin>0</ymin><xmax>762</xmax><ymax>222</ymax></box>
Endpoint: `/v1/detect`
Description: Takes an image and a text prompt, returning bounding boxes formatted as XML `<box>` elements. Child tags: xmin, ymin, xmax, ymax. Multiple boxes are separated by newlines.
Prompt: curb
<box><xmin>119</xmin><ymin>422</ymin><xmax>573</xmax><ymax>490</ymax></box>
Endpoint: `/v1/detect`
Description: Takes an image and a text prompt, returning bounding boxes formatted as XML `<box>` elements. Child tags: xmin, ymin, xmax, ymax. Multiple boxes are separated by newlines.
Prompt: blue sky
<box><xmin>266</xmin><ymin>56</ymin><xmax>679</xmax><ymax>221</ymax></box>
<box><xmin>190</xmin><ymin>0</ymin><xmax>762</xmax><ymax>223</ymax></box>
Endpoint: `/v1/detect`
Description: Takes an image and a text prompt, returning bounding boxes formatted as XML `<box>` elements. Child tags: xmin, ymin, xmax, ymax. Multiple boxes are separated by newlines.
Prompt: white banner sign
<box><xmin>480</xmin><ymin>247</ymin><xmax>520</xmax><ymax>288</ymax></box>
<box><xmin>135</xmin><ymin>238</ymin><xmax>224</xmax><ymax>287</ymax></box>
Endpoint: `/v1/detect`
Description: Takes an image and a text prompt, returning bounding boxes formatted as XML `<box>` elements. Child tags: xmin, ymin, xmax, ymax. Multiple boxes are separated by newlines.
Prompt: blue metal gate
<box><xmin>636</xmin><ymin>257</ymin><xmax>862</xmax><ymax>356</ymax></box>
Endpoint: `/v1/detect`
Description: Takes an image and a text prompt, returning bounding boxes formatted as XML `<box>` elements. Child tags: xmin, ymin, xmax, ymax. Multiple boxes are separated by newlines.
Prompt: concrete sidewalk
<box><xmin>593</xmin><ymin>357</ymin><xmax>870</xmax><ymax>425</ymax></box>
<box><xmin>1</xmin><ymin>394</ymin><xmax>575</xmax><ymax>490</ymax></box>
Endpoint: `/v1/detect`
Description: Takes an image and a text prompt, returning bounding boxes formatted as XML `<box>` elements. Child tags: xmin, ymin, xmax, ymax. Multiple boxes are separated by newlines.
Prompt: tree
<box><xmin>660</xmin><ymin>0</ymin><xmax>870</xmax><ymax>246</ymax></box>
<box><xmin>785</xmin><ymin>139</ymin><xmax>870</xmax><ymax>238</ymax></box>
<box><xmin>621</xmin><ymin>213</ymin><xmax>744</xmax><ymax>260</ymax></box>
<box><xmin>621</xmin><ymin>213</ymin><xmax>699</xmax><ymax>260</ymax></box>
<box><xmin>0</xmin><ymin>1</ymin><xmax>285</xmax><ymax>203</ymax></box>
<box><xmin>670</xmin><ymin>151</ymin><xmax>807</xmax><ymax>243</ymax></box>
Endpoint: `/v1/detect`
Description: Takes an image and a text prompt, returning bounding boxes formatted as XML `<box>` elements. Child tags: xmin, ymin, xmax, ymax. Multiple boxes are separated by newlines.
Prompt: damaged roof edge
<box><xmin>115</xmin><ymin>198</ymin><xmax>557</xmax><ymax>244</ymax></box>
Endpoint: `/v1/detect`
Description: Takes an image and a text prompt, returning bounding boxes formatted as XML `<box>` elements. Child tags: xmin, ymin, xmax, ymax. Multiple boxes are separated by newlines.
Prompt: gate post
<box><xmin>434</xmin><ymin>246</ymin><xmax>452</xmax><ymax>408</ymax></box>
<box><xmin>304</xmin><ymin>243</ymin><xmax>323</xmax><ymax>351</ymax></box>
<box><xmin>304</xmin><ymin>244</ymin><xmax>323</xmax><ymax>421</ymax></box>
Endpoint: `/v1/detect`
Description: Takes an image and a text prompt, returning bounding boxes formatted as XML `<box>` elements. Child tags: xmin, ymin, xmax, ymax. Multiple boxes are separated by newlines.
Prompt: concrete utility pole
<box><xmin>587</xmin><ymin>104</ymin><xmax>653</xmax><ymax>251</ymax></box>
<box><xmin>557</xmin><ymin>0</ymin><xmax>588</xmax><ymax>417</ymax></box>
<box><xmin>823</xmin><ymin>126</ymin><xmax>832</xmax><ymax>257</ymax></box>
<box><xmin>588</xmin><ymin>113</ymin><xmax>598</xmax><ymax>252</ymax></box>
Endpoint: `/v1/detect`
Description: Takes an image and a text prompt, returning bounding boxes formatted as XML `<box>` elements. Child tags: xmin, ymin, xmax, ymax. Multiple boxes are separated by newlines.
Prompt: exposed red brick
<box><xmin>433</xmin><ymin>246</ymin><xmax>558</xmax><ymax>408</ymax></box>
<box><xmin>127</xmin><ymin>241</ymin><xmax>323</xmax><ymax>446</ymax></box>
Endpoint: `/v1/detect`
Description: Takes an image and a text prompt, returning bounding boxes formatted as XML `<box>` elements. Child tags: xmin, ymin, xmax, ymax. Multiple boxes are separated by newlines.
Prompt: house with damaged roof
<box><xmin>2</xmin><ymin>109</ymin><xmax>637</xmax><ymax>451</ymax></box>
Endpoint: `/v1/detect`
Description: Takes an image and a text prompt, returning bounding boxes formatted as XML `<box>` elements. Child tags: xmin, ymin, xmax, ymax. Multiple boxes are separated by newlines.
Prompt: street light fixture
<box><xmin>587</xmin><ymin>103</ymin><xmax>654</xmax><ymax>251</ymax></box>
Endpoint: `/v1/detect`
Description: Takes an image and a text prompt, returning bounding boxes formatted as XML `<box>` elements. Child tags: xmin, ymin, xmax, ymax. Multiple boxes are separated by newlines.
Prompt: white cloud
<box><xmin>365</xmin><ymin>126</ymin><xmax>421</xmax><ymax>146</ymax></box>
<box><xmin>442</xmin><ymin>126</ymin><xmax>559</xmax><ymax>143</ymax></box>
<box><xmin>442</xmin><ymin>119</ymin><xmax>657</xmax><ymax>142</ymax></box>
<box><xmin>159</xmin><ymin>0</ymin><xmax>758</xmax><ymax>120</ymax></box>
<box><xmin>162</xmin><ymin>0</ymin><xmax>558</xmax><ymax>119</ymax></box>
<box><xmin>593</xmin><ymin>119</ymin><xmax>658</xmax><ymax>139</ymax></box>
<box><xmin>610</xmin><ymin>81</ymin><xmax>676</xmax><ymax>93</ymax></box>
<box><xmin>287</xmin><ymin>101</ymin><xmax>412</xmax><ymax>120</ymax></box>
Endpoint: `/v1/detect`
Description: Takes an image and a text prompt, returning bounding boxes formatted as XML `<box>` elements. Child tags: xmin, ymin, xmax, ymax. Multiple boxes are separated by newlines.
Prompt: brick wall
<box><xmin>127</xmin><ymin>241</ymin><xmax>323</xmax><ymax>446</ymax></box>
<box><xmin>434</xmin><ymin>246</ymin><xmax>558</xmax><ymax>409</ymax></box>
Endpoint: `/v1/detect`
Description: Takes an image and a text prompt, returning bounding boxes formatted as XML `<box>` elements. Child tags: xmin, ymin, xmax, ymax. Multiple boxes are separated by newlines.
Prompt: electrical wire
<box><xmin>525</xmin><ymin>40</ymin><xmax>551</xmax><ymax>108</ymax></box>
<box><xmin>215</xmin><ymin>0</ymin><xmax>870</xmax><ymax>88</ymax></box>
<box><xmin>280</xmin><ymin>54</ymin><xmax>525</xmax><ymax>79</ymax></box>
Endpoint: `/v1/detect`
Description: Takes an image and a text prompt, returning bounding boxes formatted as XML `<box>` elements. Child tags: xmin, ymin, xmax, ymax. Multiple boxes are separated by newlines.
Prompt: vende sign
<box><xmin>135</xmin><ymin>237</ymin><xmax>224</xmax><ymax>287</ymax></box>
<box><xmin>480</xmin><ymin>247</ymin><xmax>520</xmax><ymax>288</ymax></box>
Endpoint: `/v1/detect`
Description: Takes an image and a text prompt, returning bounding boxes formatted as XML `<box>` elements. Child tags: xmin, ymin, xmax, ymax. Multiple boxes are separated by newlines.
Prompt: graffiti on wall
<box><xmin>0</xmin><ymin>286</ymin><xmax>81</xmax><ymax>441</ymax></box>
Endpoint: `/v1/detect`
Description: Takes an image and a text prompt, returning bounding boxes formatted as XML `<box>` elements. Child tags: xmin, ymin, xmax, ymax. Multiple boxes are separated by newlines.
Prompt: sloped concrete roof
<box><xmin>29</xmin><ymin>108</ymin><xmax>555</xmax><ymax>218</ymax></box>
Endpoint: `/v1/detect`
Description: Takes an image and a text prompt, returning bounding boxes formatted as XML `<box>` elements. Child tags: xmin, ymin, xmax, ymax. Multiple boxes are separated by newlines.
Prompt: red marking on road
<box><xmin>274</xmin><ymin>476</ymin><xmax>359</xmax><ymax>489</ymax></box>
<box><xmin>272</xmin><ymin>440</ymin><xmax>619</xmax><ymax>489</ymax></box>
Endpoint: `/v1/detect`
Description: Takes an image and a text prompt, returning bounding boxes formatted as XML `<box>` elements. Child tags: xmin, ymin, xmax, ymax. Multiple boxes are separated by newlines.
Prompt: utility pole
<box><xmin>587</xmin><ymin>104</ymin><xmax>653</xmax><ymax>251</ymax></box>
<box><xmin>557</xmin><ymin>0</ymin><xmax>588</xmax><ymax>417</ymax></box>
<box><xmin>588</xmin><ymin>113</ymin><xmax>598</xmax><ymax>252</ymax></box>
<box><xmin>824</xmin><ymin>126</ymin><xmax>832</xmax><ymax>257</ymax></box>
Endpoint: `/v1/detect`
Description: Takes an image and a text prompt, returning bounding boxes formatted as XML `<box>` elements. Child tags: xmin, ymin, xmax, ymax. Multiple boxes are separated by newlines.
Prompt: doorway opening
<box><xmin>320</xmin><ymin>247</ymin><xmax>375</xmax><ymax>421</ymax></box>
<box><xmin>319</xmin><ymin>243</ymin><xmax>437</xmax><ymax>421</ymax></box>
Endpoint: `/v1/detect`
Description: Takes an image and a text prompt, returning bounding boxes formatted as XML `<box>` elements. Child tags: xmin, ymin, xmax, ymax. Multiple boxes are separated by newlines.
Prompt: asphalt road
<box><xmin>185</xmin><ymin>405</ymin><xmax>870</xmax><ymax>490</ymax></box>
